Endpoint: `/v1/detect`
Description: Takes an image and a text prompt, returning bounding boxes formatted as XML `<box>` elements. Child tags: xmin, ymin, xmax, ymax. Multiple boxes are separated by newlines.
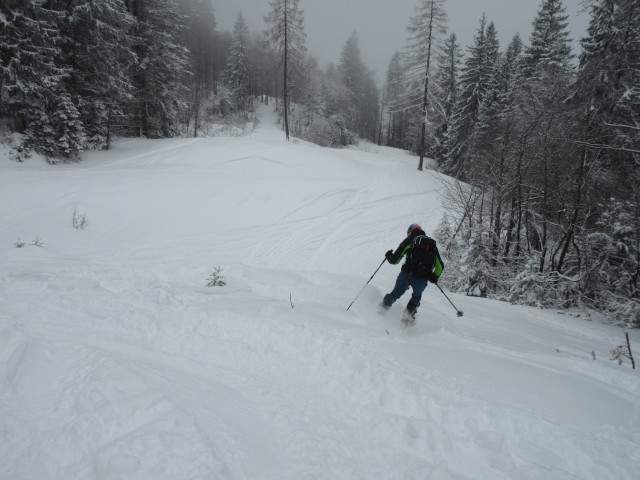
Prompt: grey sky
<box><xmin>213</xmin><ymin>0</ymin><xmax>590</xmax><ymax>82</ymax></box>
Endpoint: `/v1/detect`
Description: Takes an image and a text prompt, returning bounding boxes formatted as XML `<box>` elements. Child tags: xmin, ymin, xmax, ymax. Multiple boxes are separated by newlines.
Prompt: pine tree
<box><xmin>496</xmin><ymin>34</ymin><xmax>524</xmax><ymax>108</ymax></box>
<box><xmin>442</xmin><ymin>15</ymin><xmax>499</xmax><ymax>177</ymax></box>
<box><xmin>337</xmin><ymin>32</ymin><xmax>365</xmax><ymax>136</ymax></box>
<box><xmin>53</xmin><ymin>0</ymin><xmax>136</xmax><ymax>150</ymax></box>
<box><xmin>430</xmin><ymin>33</ymin><xmax>462</xmax><ymax>160</ymax></box>
<box><xmin>578</xmin><ymin>0</ymin><xmax>640</xmax><ymax>189</ymax></box>
<box><xmin>337</xmin><ymin>32</ymin><xmax>379</xmax><ymax>141</ymax></box>
<box><xmin>264</xmin><ymin>0</ymin><xmax>307</xmax><ymax>141</ymax></box>
<box><xmin>126</xmin><ymin>0</ymin><xmax>190</xmax><ymax>138</ymax></box>
<box><xmin>523</xmin><ymin>0</ymin><xmax>573</xmax><ymax>78</ymax></box>
<box><xmin>0</xmin><ymin>0</ymin><xmax>82</xmax><ymax>160</ymax></box>
<box><xmin>457</xmin><ymin>228</ymin><xmax>492</xmax><ymax>297</ymax></box>
<box><xmin>28</xmin><ymin>91</ymin><xmax>87</xmax><ymax>162</ymax></box>
<box><xmin>338</xmin><ymin>32</ymin><xmax>367</xmax><ymax>101</ymax></box>
<box><xmin>225</xmin><ymin>12</ymin><xmax>251</xmax><ymax>114</ymax></box>
<box><xmin>322</xmin><ymin>63</ymin><xmax>357</xmax><ymax>146</ymax></box>
<box><xmin>466</xmin><ymin>33</ymin><xmax>526</xmax><ymax>266</ymax></box>
<box><xmin>404</xmin><ymin>0</ymin><xmax>448</xmax><ymax>170</ymax></box>
<box><xmin>384</xmin><ymin>52</ymin><xmax>412</xmax><ymax>148</ymax></box>
<box><xmin>475</xmin><ymin>21</ymin><xmax>501</xmax><ymax>123</ymax></box>
<box><xmin>574</xmin><ymin>0</ymin><xmax>640</xmax><ymax>324</ymax></box>
<box><xmin>1</xmin><ymin>1</ymin><xmax>63</xmax><ymax>132</ymax></box>
<box><xmin>181</xmin><ymin>0</ymin><xmax>216</xmax><ymax>137</ymax></box>
<box><xmin>360</xmin><ymin>70</ymin><xmax>380</xmax><ymax>142</ymax></box>
<box><xmin>521</xmin><ymin>1</ymin><xmax>576</xmax><ymax>276</ymax></box>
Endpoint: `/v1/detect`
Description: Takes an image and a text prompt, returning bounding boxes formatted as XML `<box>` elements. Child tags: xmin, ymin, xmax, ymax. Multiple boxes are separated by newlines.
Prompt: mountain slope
<box><xmin>1</xmin><ymin>105</ymin><xmax>638</xmax><ymax>480</ymax></box>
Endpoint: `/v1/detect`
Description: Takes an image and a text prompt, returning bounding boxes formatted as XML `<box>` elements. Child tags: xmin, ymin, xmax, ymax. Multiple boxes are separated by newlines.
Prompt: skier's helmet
<box><xmin>407</xmin><ymin>223</ymin><xmax>421</xmax><ymax>234</ymax></box>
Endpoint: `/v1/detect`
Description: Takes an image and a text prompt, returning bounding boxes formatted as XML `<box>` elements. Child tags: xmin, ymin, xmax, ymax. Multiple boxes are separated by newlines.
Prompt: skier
<box><xmin>380</xmin><ymin>223</ymin><xmax>444</xmax><ymax>323</ymax></box>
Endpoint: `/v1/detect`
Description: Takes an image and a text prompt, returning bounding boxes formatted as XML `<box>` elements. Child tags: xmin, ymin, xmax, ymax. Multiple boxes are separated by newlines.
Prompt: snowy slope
<box><xmin>1</xmin><ymin>105</ymin><xmax>638</xmax><ymax>480</ymax></box>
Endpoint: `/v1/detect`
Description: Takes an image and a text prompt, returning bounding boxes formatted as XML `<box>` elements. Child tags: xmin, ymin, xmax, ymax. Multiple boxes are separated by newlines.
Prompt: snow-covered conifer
<box><xmin>127</xmin><ymin>0</ymin><xmax>190</xmax><ymax>138</ymax></box>
<box><xmin>25</xmin><ymin>91</ymin><xmax>87</xmax><ymax>162</ymax></box>
<box><xmin>384</xmin><ymin>52</ymin><xmax>412</xmax><ymax>149</ymax></box>
<box><xmin>430</xmin><ymin>33</ymin><xmax>462</xmax><ymax>161</ymax></box>
<box><xmin>53</xmin><ymin>0</ymin><xmax>136</xmax><ymax>150</ymax></box>
<box><xmin>523</xmin><ymin>0</ymin><xmax>573</xmax><ymax>79</ymax></box>
<box><xmin>509</xmin><ymin>257</ymin><xmax>550</xmax><ymax>307</ymax></box>
<box><xmin>176</xmin><ymin>0</ymin><xmax>217</xmax><ymax>137</ymax></box>
<box><xmin>0</xmin><ymin>0</ymin><xmax>79</xmax><ymax>159</ymax></box>
<box><xmin>225</xmin><ymin>12</ymin><xmax>251</xmax><ymax>114</ymax></box>
<box><xmin>403</xmin><ymin>0</ymin><xmax>448</xmax><ymax>169</ymax></box>
<box><xmin>456</xmin><ymin>228</ymin><xmax>492</xmax><ymax>297</ymax></box>
<box><xmin>442</xmin><ymin>15</ymin><xmax>499</xmax><ymax>177</ymax></box>
<box><xmin>496</xmin><ymin>34</ymin><xmax>524</xmax><ymax>108</ymax></box>
<box><xmin>264</xmin><ymin>0</ymin><xmax>307</xmax><ymax>140</ymax></box>
<box><xmin>337</xmin><ymin>32</ymin><xmax>379</xmax><ymax>142</ymax></box>
<box><xmin>578</xmin><ymin>0</ymin><xmax>640</xmax><ymax>194</ymax></box>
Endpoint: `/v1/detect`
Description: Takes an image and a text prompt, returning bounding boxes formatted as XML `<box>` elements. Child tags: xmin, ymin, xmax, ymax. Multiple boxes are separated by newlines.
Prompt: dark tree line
<box><xmin>1</xmin><ymin>0</ymin><xmax>210</xmax><ymax>160</ymax></box>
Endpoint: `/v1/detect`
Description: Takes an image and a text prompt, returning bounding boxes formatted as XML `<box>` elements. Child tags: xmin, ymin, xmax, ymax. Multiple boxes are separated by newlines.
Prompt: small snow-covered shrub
<box><xmin>72</xmin><ymin>206</ymin><xmax>89</xmax><ymax>230</ymax></box>
<box><xmin>433</xmin><ymin>216</ymin><xmax>463</xmax><ymax>291</ymax></box>
<box><xmin>206</xmin><ymin>266</ymin><xmax>226</xmax><ymax>287</ymax></box>
<box><xmin>455</xmin><ymin>229</ymin><xmax>492</xmax><ymax>297</ymax></box>
<box><xmin>31</xmin><ymin>236</ymin><xmax>44</xmax><ymax>247</ymax></box>
<box><xmin>10</xmin><ymin>143</ymin><xmax>32</xmax><ymax>163</ymax></box>
<box><xmin>288</xmin><ymin>106</ymin><xmax>358</xmax><ymax>148</ymax></box>
<box><xmin>434</xmin><ymin>216</ymin><xmax>453</xmax><ymax>248</ymax></box>
<box><xmin>509</xmin><ymin>258</ymin><xmax>549</xmax><ymax>307</ymax></box>
<box><xmin>610</xmin><ymin>332</ymin><xmax>636</xmax><ymax>367</ymax></box>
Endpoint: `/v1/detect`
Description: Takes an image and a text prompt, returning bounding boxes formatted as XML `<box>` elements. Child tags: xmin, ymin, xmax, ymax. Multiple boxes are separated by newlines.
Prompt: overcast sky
<box><xmin>212</xmin><ymin>0</ymin><xmax>590</xmax><ymax>82</ymax></box>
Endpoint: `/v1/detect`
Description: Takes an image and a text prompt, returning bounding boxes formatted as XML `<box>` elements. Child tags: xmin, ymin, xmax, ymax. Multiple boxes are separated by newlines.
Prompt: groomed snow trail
<box><xmin>1</xmin><ymin>105</ymin><xmax>639</xmax><ymax>480</ymax></box>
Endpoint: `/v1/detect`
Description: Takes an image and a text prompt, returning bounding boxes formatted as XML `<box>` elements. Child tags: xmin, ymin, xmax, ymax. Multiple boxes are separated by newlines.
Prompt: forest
<box><xmin>1</xmin><ymin>0</ymin><xmax>638</xmax><ymax>326</ymax></box>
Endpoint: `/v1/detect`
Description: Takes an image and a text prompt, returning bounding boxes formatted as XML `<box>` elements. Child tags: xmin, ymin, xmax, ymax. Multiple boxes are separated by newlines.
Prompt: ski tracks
<box><xmin>0</xmin><ymin>254</ymin><xmax>472</xmax><ymax>478</ymax></box>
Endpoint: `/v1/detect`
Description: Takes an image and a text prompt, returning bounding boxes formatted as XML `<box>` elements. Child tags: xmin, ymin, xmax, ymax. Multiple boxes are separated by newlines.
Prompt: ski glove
<box><xmin>385</xmin><ymin>250</ymin><xmax>394</xmax><ymax>261</ymax></box>
<box><xmin>429</xmin><ymin>273</ymin><xmax>439</xmax><ymax>284</ymax></box>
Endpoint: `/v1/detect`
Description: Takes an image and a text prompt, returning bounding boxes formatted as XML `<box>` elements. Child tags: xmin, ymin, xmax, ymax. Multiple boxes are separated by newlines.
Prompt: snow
<box><xmin>1</xmin><ymin>104</ymin><xmax>638</xmax><ymax>480</ymax></box>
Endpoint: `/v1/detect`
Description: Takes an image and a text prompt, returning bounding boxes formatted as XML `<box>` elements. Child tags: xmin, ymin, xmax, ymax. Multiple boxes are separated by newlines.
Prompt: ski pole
<box><xmin>435</xmin><ymin>283</ymin><xmax>464</xmax><ymax>317</ymax></box>
<box><xmin>347</xmin><ymin>258</ymin><xmax>387</xmax><ymax>311</ymax></box>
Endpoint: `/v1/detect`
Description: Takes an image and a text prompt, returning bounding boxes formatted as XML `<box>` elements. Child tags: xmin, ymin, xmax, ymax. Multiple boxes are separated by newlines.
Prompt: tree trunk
<box><xmin>556</xmin><ymin>147</ymin><xmax>587</xmax><ymax>274</ymax></box>
<box><xmin>515</xmin><ymin>149</ymin><xmax>524</xmax><ymax>257</ymax></box>
<box><xmin>504</xmin><ymin>196</ymin><xmax>516</xmax><ymax>258</ymax></box>
<box><xmin>283</xmin><ymin>3</ymin><xmax>290</xmax><ymax>141</ymax></box>
<box><xmin>540</xmin><ymin>147</ymin><xmax>549</xmax><ymax>273</ymax></box>
<box><xmin>418</xmin><ymin>6</ymin><xmax>435</xmax><ymax>171</ymax></box>
<box><xmin>106</xmin><ymin>108</ymin><xmax>112</xmax><ymax>150</ymax></box>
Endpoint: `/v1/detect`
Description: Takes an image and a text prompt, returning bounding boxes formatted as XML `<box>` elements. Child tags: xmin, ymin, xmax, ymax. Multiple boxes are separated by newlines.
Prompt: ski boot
<box><xmin>402</xmin><ymin>302</ymin><xmax>418</xmax><ymax>327</ymax></box>
<box><xmin>378</xmin><ymin>297</ymin><xmax>393</xmax><ymax>314</ymax></box>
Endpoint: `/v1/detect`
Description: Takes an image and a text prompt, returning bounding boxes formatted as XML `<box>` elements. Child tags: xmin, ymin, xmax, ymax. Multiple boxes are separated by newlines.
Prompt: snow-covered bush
<box><xmin>288</xmin><ymin>109</ymin><xmax>358</xmax><ymax>148</ymax></box>
<box><xmin>433</xmin><ymin>216</ymin><xmax>462</xmax><ymax>290</ymax></box>
<box><xmin>578</xmin><ymin>200</ymin><xmax>639</xmax><ymax>327</ymax></box>
<box><xmin>455</xmin><ymin>229</ymin><xmax>492</xmax><ymax>297</ymax></box>
<box><xmin>72</xmin><ymin>207</ymin><xmax>89</xmax><ymax>230</ymax></box>
<box><xmin>22</xmin><ymin>91</ymin><xmax>87</xmax><ymax>163</ymax></box>
<box><xmin>434</xmin><ymin>216</ymin><xmax>453</xmax><ymax>250</ymax></box>
<box><xmin>509</xmin><ymin>257</ymin><xmax>548</xmax><ymax>307</ymax></box>
<box><xmin>206</xmin><ymin>266</ymin><xmax>226</xmax><ymax>287</ymax></box>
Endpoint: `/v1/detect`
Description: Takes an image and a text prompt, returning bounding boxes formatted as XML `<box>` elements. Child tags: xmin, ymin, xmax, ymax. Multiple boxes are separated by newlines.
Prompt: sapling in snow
<box><xmin>610</xmin><ymin>332</ymin><xmax>636</xmax><ymax>369</ymax></box>
<box><xmin>31</xmin><ymin>236</ymin><xmax>44</xmax><ymax>247</ymax></box>
<box><xmin>206</xmin><ymin>266</ymin><xmax>227</xmax><ymax>287</ymax></box>
<box><xmin>72</xmin><ymin>206</ymin><xmax>88</xmax><ymax>230</ymax></box>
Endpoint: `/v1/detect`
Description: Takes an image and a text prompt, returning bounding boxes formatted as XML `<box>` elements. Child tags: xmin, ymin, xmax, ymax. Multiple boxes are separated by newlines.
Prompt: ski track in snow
<box><xmin>1</xmin><ymin>104</ymin><xmax>639</xmax><ymax>480</ymax></box>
